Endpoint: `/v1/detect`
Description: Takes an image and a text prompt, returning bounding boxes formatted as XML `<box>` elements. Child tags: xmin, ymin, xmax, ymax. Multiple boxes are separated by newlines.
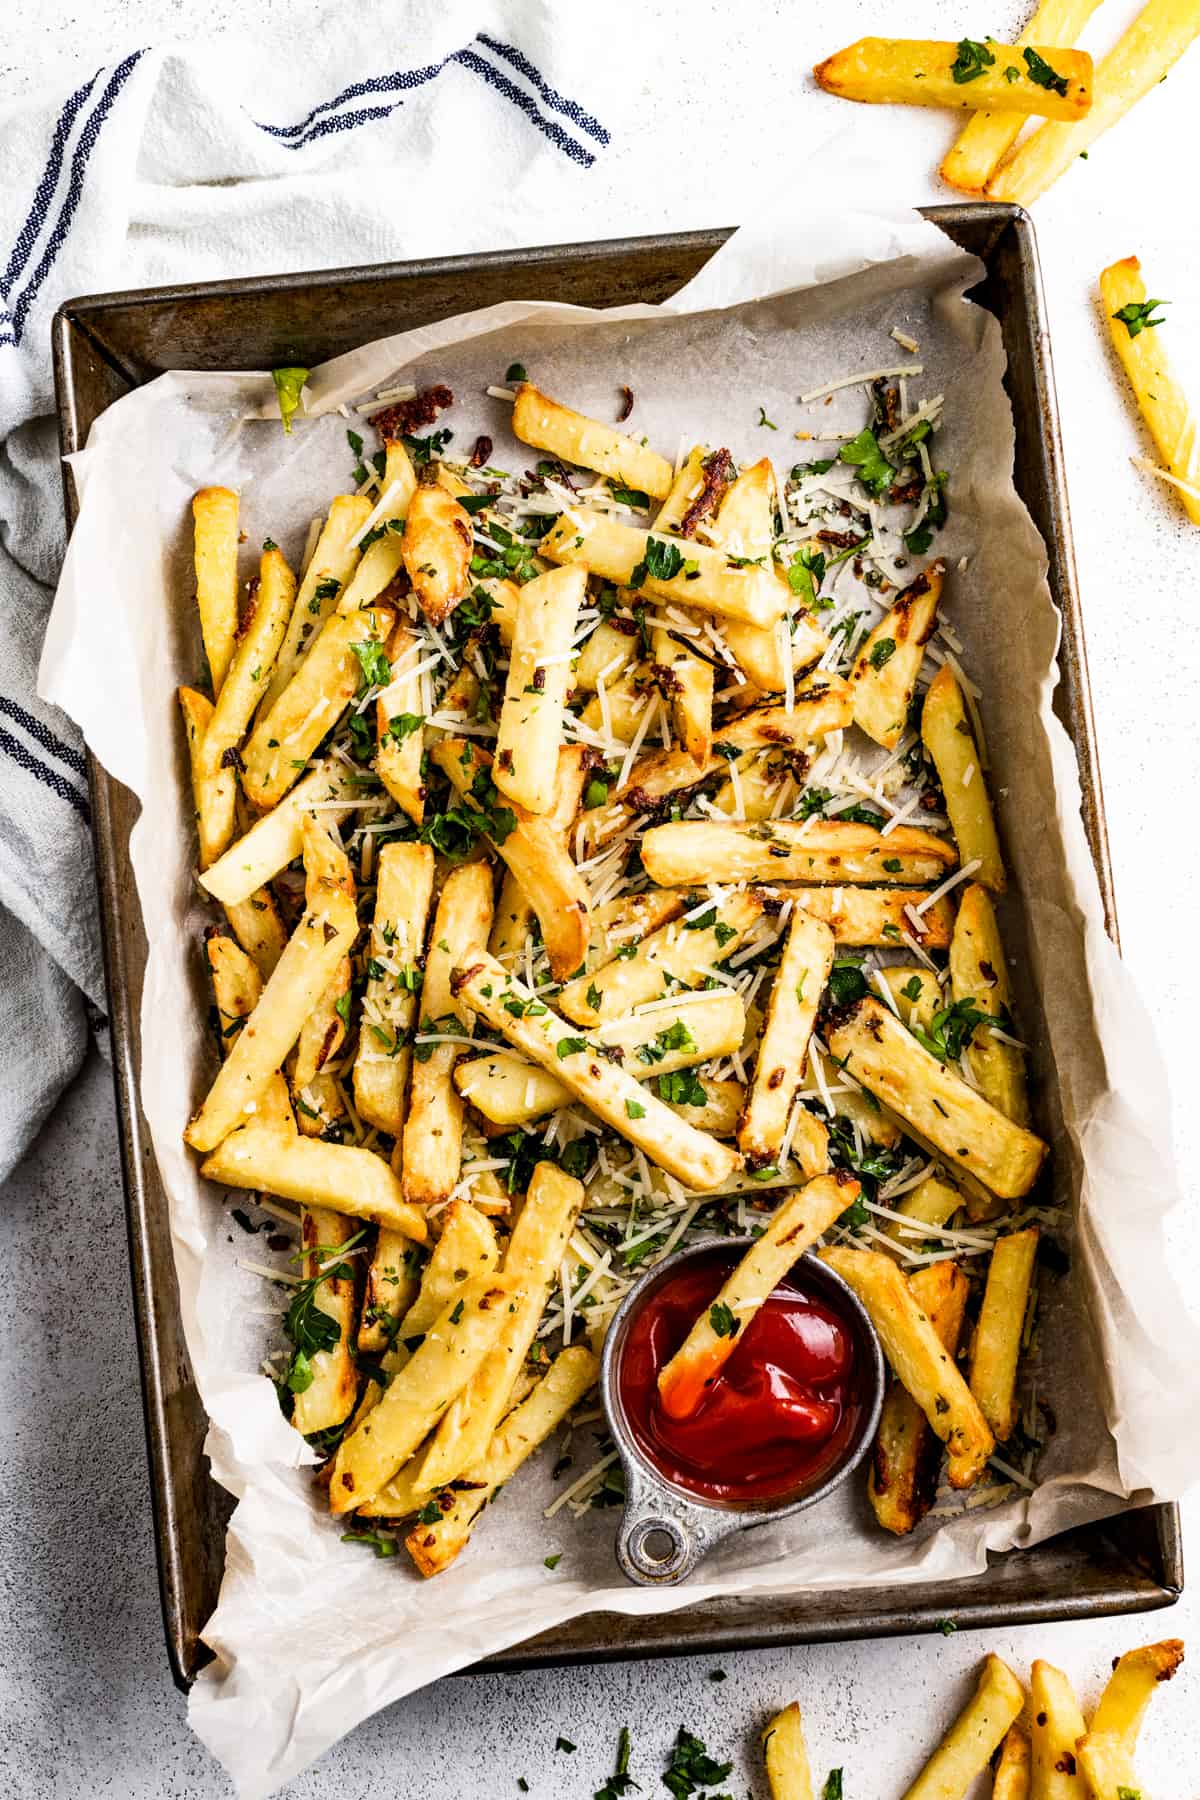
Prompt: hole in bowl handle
<box><xmin>616</xmin><ymin>1512</ymin><xmax>698</xmax><ymax>1585</ymax></box>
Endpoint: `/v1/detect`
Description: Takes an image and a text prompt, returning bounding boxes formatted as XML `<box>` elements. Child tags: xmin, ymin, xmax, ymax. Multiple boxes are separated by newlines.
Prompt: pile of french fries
<box><xmin>762</xmin><ymin>1638</ymin><xmax>1183</xmax><ymax>1799</ymax></box>
<box><xmin>181</xmin><ymin>350</ymin><xmax>1060</xmax><ymax>1577</ymax></box>
<box><xmin>814</xmin><ymin>0</ymin><xmax>1199</xmax><ymax>207</ymax></box>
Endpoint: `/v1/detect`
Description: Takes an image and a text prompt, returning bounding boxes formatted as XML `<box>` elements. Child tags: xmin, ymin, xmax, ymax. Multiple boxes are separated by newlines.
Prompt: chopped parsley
<box><xmin>340</xmin><ymin>1529</ymin><xmax>397</xmax><ymax>1557</ymax></box>
<box><xmin>827</xmin><ymin>959</ymin><xmax>868</xmax><ymax>1007</ymax></box>
<box><xmin>630</xmin><ymin>535</ymin><xmax>684</xmax><ymax>587</ymax></box>
<box><xmin>756</xmin><ymin>405</ymin><xmax>778</xmax><ymax>429</ymax></box>
<box><xmin>505</xmin><ymin>361</ymin><xmax>527</xmax><ymax>383</ymax></box>
<box><xmin>280</xmin><ymin>1236</ymin><xmax>362</xmax><ymax>1394</ymax></box>
<box><xmin>901</xmin><ymin>975</ymin><xmax>923</xmax><ymax>1001</ymax></box>
<box><xmin>350</xmin><ymin>640</ymin><xmax>391</xmax><ymax>692</ymax></box>
<box><xmin>544</xmin><ymin>1552</ymin><xmax>562</xmax><ymax>1569</ymax></box>
<box><xmin>593</xmin><ymin>1725</ymin><xmax>636</xmax><ymax>1800</ymax></box>
<box><xmin>662</xmin><ymin>1728</ymin><xmax>733</xmax><ymax>1799</ymax></box>
<box><xmin>609</xmin><ymin>482</ymin><xmax>651</xmax><ymax>509</ymax></box>
<box><xmin>709</xmin><ymin>1301</ymin><xmax>739</xmax><ymax>1339</ymax></box>
<box><xmin>950</xmin><ymin>37</ymin><xmax>995</xmax><ymax>83</ymax></box>
<box><xmin>1113</xmin><ymin>297</ymin><xmax>1168</xmax><ymax>339</ymax></box>
<box><xmin>555</xmin><ymin>1737</ymin><xmax>576</xmax><ymax>1755</ymax></box>
<box><xmin>821</xmin><ymin>1774</ymin><xmax>845</xmax><ymax>1800</ymax></box>
<box><xmin>385</xmin><ymin>712</ymin><xmax>423</xmax><ymax>744</ymax></box>
<box><xmin>911</xmin><ymin>997</ymin><xmax>996</xmax><ymax>1064</ymax></box>
<box><xmin>838</xmin><ymin>427</ymin><xmax>896</xmax><ymax>497</ymax></box>
<box><xmin>556</xmin><ymin>1036</ymin><xmax>589</xmax><ymax>1059</ymax></box>
<box><xmin>625</xmin><ymin>1098</ymin><xmax>646</xmax><ymax>1120</ymax></box>
<box><xmin>785</xmin><ymin>544</ymin><xmax>828</xmax><ymax>610</ymax></box>
<box><xmin>656</xmin><ymin>1068</ymin><xmax>707</xmax><ymax>1107</ymax></box>
<box><xmin>868</xmin><ymin>637</ymin><xmax>896</xmax><ymax>670</ymax></box>
<box><xmin>1022</xmin><ymin>45</ymin><xmax>1069</xmax><ymax>96</ymax></box>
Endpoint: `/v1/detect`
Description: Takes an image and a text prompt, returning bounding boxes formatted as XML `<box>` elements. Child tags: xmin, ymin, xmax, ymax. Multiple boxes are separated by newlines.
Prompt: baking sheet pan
<box><xmin>51</xmin><ymin>203</ymin><xmax>1181</xmax><ymax>1691</ymax></box>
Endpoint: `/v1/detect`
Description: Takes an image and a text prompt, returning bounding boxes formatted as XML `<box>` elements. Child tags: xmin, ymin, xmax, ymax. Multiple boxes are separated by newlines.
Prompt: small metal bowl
<box><xmin>600</xmin><ymin>1238</ymin><xmax>885</xmax><ymax>1586</ymax></box>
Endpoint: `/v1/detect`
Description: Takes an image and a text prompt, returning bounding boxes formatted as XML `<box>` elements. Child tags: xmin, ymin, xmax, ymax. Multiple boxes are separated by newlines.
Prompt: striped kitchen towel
<box><xmin>0</xmin><ymin>0</ymin><xmax>618</xmax><ymax>1181</ymax></box>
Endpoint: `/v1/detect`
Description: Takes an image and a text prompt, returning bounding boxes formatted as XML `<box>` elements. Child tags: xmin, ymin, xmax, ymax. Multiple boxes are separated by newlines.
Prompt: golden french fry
<box><xmin>289</xmin><ymin>1205</ymin><xmax>360</xmax><ymax>1437</ymax></box>
<box><xmin>762</xmin><ymin>1701</ymin><xmax>815</xmax><ymax>1800</ymax></box>
<box><xmin>512</xmin><ymin>382</ymin><xmax>674</xmax><ymax>499</ymax></box>
<box><xmin>1100</xmin><ymin>256</ymin><xmax>1200</xmax><ymax>528</ymax></box>
<box><xmin>353</xmin><ymin>841</ymin><xmax>435</xmax><ymax>1139</ymax></box>
<box><xmin>201</xmin><ymin>1124</ymin><xmax>427</xmax><ymax>1239</ymax></box>
<box><xmin>488</xmin><ymin>867</ymin><xmax>536</xmax><ymax>965</ymax></box>
<box><xmin>337</xmin><ymin>439</ymin><xmax>417</xmax><ymax>610</ymax></box>
<box><xmin>879</xmin><ymin>964</ymin><xmax>941</xmax><ymax>1035</ymax></box>
<box><xmin>329</xmin><ymin>1274</ymin><xmax>519</xmax><ymax>1512</ymax></box>
<box><xmin>899</xmin><ymin>1654</ymin><xmax>1026</xmax><ymax>1799</ymax></box>
<box><xmin>260</xmin><ymin>494</ymin><xmax>374</xmax><ymax>714</ymax></box>
<box><xmin>819</xmin><ymin>1245</ymin><xmax>994</xmax><ymax>1488</ymax></box>
<box><xmin>540</xmin><ymin>510</ymin><xmax>785</xmax><ymax>631</ymax></box>
<box><xmin>826</xmin><ymin>997</ymin><xmax>1046</xmax><ymax>1200</ymax></box>
<box><xmin>1029</xmin><ymin>1660</ymin><xmax>1087</xmax><ymax>1798</ymax></box>
<box><xmin>1074</xmin><ymin>1734</ymin><xmax>1143</xmax><ymax>1800</ymax></box>
<box><xmin>1091</xmin><ymin>1639</ymin><xmax>1185</xmax><ymax>1751</ymax></box>
<box><xmin>850</xmin><ymin>563</ymin><xmax>941</xmax><ymax>749</ymax></box>
<box><xmin>430</xmin><ymin>737</ymin><xmax>590</xmax><ymax>982</ymax></box>
<box><xmin>791</xmin><ymin>885</ymin><xmax>955</xmax><ymax>949</ymax></box>
<box><xmin>652</xmin><ymin>617</ymin><xmax>713</xmax><ymax>766</ymax></box>
<box><xmin>416</xmin><ymin>1161</ymin><xmax>584</xmax><ymax>1489</ymax></box>
<box><xmin>815</xmin><ymin>38</ymin><xmax>1093</xmax><ymax>118</ymax></box>
<box><xmin>993</xmin><ymin>1724</ymin><xmax>1032</xmax><ymax>1800</ymax></box>
<box><xmin>949</xmin><ymin>885</ymin><xmax>1029</xmax><ymax>1124</ymax></box>
<box><xmin>869</xmin><ymin>1261</ymin><xmax>968</xmax><ymax>1535</ymax></box>
<box><xmin>584</xmin><ymin>889</ymin><xmax>686</xmax><ymax>971</ymax></box>
<box><xmin>401</xmin><ymin>862</ymin><xmax>494</xmax><ymax>1207</ymax></box>
<box><xmin>203</xmin><ymin>935</ymin><xmax>292</xmax><ymax>1128</ymax></box>
<box><xmin>659</xmin><ymin>1174</ymin><xmax>857</xmax><ymax>1418</ymax></box>
<box><xmin>494</xmin><ymin>564</ymin><xmax>586</xmax><ymax>813</ymax></box>
<box><xmin>880</xmin><ymin>1170</ymin><xmax>961</xmax><ymax>1253</ymax></box>
<box><xmin>358</xmin><ymin>1228</ymin><xmax>422</xmax><ymax>1357</ymax></box>
<box><xmin>197</xmin><ymin>758</ymin><xmax>361</xmax><ymax>906</ymax></box>
<box><xmin>241</xmin><ymin>604</ymin><xmax>392</xmax><ymax>809</ymax></box>
<box><xmin>402</xmin><ymin>473</ymin><xmax>473</xmax><ymax>625</ymax></box>
<box><xmin>987</xmin><ymin>0</ymin><xmax>1200</xmax><ymax>207</ymax></box>
<box><xmin>223</xmin><ymin>888</ymin><xmax>288</xmax><ymax>980</ymax></box>
<box><xmin>969</xmin><ymin>1227</ymin><xmax>1039</xmax><ymax>1442</ymax></box>
<box><xmin>192</xmin><ymin>486</ymin><xmax>240</xmax><ymax>694</ymax></box>
<box><xmin>559</xmin><ymin>888</ymin><xmax>765</xmax><ymax>1025</ymax></box>
<box><xmin>641</xmin><ymin>818</ymin><xmax>956</xmax><ymax>887</ymax></box>
<box><xmin>292</xmin><ymin>953</ymin><xmax>349</xmax><ymax>1131</ymax></box>
<box><xmin>712</xmin><ymin>458</ymin><xmax>831</xmax><ymax>686</ymax></box>
<box><xmin>940</xmin><ymin>0</ymin><xmax>1104</xmax><ymax>192</ymax></box>
<box><xmin>178</xmin><ymin>687</ymin><xmax>236</xmax><ymax>870</ymax></box>
<box><xmin>575</xmin><ymin>619</ymin><xmax>638</xmax><ymax>696</ymax></box>
<box><xmin>738</xmin><ymin>909</ymin><xmax>833</xmax><ymax>1167</ymax></box>
<box><xmin>404</xmin><ymin>1344</ymin><xmax>598</xmax><ymax>1575</ymax></box>
<box><xmin>375</xmin><ymin>622</ymin><xmax>425</xmax><ymax>826</ymax></box>
<box><xmin>922</xmin><ymin>665</ymin><xmax>1005</xmax><ymax>892</ymax></box>
<box><xmin>202</xmin><ymin>543</ymin><xmax>296</xmax><ymax>799</ymax></box>
<box><xmin>453</xmin><ymin>951</ymin><xmax>740</xmax><ymax>1191</ymax></box>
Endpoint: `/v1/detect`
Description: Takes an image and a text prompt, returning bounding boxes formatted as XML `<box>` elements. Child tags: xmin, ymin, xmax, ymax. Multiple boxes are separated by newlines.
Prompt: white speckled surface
<box><xmin>2</xmin><ymin>2</ymin><xmax>1198</xmax><ymax>1795</ymax></box>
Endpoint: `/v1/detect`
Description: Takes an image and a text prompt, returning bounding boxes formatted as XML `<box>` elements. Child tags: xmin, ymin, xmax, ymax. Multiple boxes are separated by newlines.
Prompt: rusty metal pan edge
<box><xmin>51</xmin><ymin>207</ymin><xmax>1179</xmax><ymax>1692</ymax></box>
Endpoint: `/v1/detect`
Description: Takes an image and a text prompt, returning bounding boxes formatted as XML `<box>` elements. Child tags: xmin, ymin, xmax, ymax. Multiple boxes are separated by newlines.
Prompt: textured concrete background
<box><xmin>2</xmin><ymin>1</ymin><xmax>1199</xmax><ymax>1794</ymax></box>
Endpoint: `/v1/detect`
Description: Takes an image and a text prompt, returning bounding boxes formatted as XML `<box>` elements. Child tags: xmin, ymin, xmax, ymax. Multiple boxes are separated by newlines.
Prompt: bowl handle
<box><xmin>614</xmin><ymin>1458</ymin><xmax>742</xmax><ymax>1585</ymax></box>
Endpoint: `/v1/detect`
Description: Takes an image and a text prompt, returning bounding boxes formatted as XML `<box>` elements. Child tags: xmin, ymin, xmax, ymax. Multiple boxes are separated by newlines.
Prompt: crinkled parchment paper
<box><xmin>41</xmin><ymin>195</ymin><xmax>1200</xmax><ymax>1797</ymax></box>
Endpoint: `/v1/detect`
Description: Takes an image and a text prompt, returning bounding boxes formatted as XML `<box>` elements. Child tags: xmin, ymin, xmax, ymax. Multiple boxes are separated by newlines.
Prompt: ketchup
<box><xmin>618</xmin><ymin>1249</ymin><xmax>864</xmax><ymax>1505</ymax></box>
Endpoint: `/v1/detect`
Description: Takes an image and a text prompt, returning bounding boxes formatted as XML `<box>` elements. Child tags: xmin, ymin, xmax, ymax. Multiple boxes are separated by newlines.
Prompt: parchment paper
<box><xmin>41</xmin><ymin>194</ymin><xmax>1200</xmax><ymax>1797</ymax></box>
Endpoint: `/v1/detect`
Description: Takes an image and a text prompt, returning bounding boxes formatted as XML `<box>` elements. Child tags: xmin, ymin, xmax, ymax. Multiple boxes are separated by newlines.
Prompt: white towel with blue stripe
<box><xmin>0</xmin><ymin>2</ymin><xmax>619</xmax><ymax>1179</ymax></box>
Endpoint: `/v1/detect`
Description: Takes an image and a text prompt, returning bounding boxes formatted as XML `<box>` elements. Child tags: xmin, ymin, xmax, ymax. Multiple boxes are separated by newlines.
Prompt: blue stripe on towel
<box><xmin>451</xmin><ymin>47</ymin><xmax>594</xmax><ymax>167</ymax></box>
<box><xmin>0</xmin><ymin>697</ymin><xmax>88</xmax><ymax>779</ymax></box>
<box><xmin>0</xmin><ymin>727</ymin><xmax>91</xmax><ymax>822</ymax></box>
<box><xmin>1</xmin><ymin>70</ymin><xmax>100</xmax><ymax>303</ymax></box>
<box><xmin>475</xmin><ymin>33</ymin><xmax>609</xmax><ymax>143</ymax></box>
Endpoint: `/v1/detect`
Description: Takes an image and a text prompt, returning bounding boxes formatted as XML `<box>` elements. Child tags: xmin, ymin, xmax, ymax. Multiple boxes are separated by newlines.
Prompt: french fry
<box><xmin>879</xmin><ymin>964</ymin><xmax>942</xmax><ymax>1035</ymax></box>
<box><xmin>357</xmin><ymin>1228</ymin><xmax>422</xmax><ymax>1357</ymax></box>
<box><xmin>712</xmin><ymin>460</ymin><xmax>830</xmax><ymax>687</ymax></box>
<box><xmin>401</xmin><ymin>862</ymin><xmax>494</xmax><ymax>1207</ymax></box>
<box><xmin>241</xmin><ymin>604</ymin><xmax>392</xmax><ymax>809</ymax></box>
<box><xmin>289</xmin><ymin>1205</ymin><xmax>360</xmax><ymax>1437</ymax></box>
<box><xmin>738</xmin><ymin>909</ymin><xmax>834</xmax><ymax>1167</ymax></box>
<box><xmin>353</xmin><ymin>842</ymin><xmax>435</xmax><ymax>1139</ymax></box>
<box><xmin>922</xmin><ymin>665</ymin><xmax>1005</xmax><ymax>892</ymax></box>
<box><xmin>654</xmin><ymin>443</ymin><xmax>710</xmax><ymax>532</ymax></box>
<box><xmin>584</xmin><ymin>889</ymin><xmax>685</xmax><ymax>971</ymax></box>
<box><xmin>712</xmin><ymin>751</ymin><xmax>799</xmax><ymax>822</ymax></box>
<box><xmin>493</xmin><ymin>564</ymin><xmax>586</xmax><ymax>813</ymax></box>
<box><xmin>512</xmin><ymin>382</ymin><xmax>674</xmax><ymax>499</ymax></box>
<box><xmin>1091</xmin><ymin>1638</ymin><xmax>1184</xmax><ymax>1750</ymax></box>
<box><xmin>868</xmin><ymin>1261</ymin><xmax>969</xmax><ymax>1535</ymax></box>
<box><xmin>337</xmin><ymin>439</ymin><xmax>418</xmax><ymax>610</ymax></box>
<box><xmin>454</xmin><ymin>991</ymin><xmax>745</xmax><ymax>1127</ymax></box>
<box><xmin>292</xmin><ymin>955</ymin><xmax>349</xmax><ymax>1133</ymax></box>
<box><xmin>987</xmin><ymin>0</ymin><xmax>1200</xmax><ymax>208</ymax></box>
<box><xmin>641</xmin><ymin>818</ymin><xmax>956</xmax><ymax>887</ymax></box>
<box><xmin>850</xmin><ymin>563</ymin><xmax>941</xmax><ymax>749</ymax></box>
<box><xmin>826</xmin><ymin>997</ymin><xmax>1046</xmax><ymax>1199</ymax></box>
<box><xmin>197</xmin><ymin>758</ymin><xmax>361</xmax><ymax>906</ymax></box>
<box><xmin>659</xmin><ymin>1174</ymin><xmax>857</xmax><ymax>1418</ymax></box>
<box><xmin>185</xmin><ymin>819</ymin><xmax>358</xmax><ymax>1151</ymax></box>
<box><xmin>201</xmin><ymin>1125</ymin><xmax>427</xmax><ymax>1240</ymax></box>
<box><xmin>202</xmin><ymin>541</ymin><xmax>296</xmax><ymax>801</ymax></box>
<box><xmin>430</xmin><ymin>738</ymin><xmax>590</xmax><ymax>982</ymax></box>
<box><xmin>940</xmin><ymin>0</ymin><xmax>1104</xmax><ymax>192</ymax></box>
<box><xmin>880</xmin><ymin>1170</ymin><xmax>962</xmax><ymax>1253</ymax></box>
<box><xmin>815</xmin><ymin>38</ymin><xmax>1093</xmax><ymax>119</ymax></box>
<box><xmin>899</xmin><ymin>1654</ymin><xmax>1026</xmax><ymax>1800</ymax></box>
<box><xmin>191</xmin><ymin>486</ymin><xmax>240</xmax><ymax>693</ymax></box>
<box><xmin>329</xmin><ymin>1274</ymin><xmax>519</xmax><ymax>1512</ymax></box>
<box><xmin>222</xmin><ymin>888</ymin><xmax>288</xmax><ymax>980</ymax></box>
<box><xmin>178</xmin><ymin>687</ymin><xmax>236</xmax><ymax>871</ymax></box>
<box><xmin>819</xmin><ymin>1245</ymin><xmax>994</xmax><ymax>1487</ymax></box>
<box><xmin>1074</xmin><ymin>1734</ymin><xmax>1143</xmax><ymax>1800</ymax></box>
<box><xmin>993</xmin><ymin>1725</ymin><xmax>1032</xmax><ymax>1800</ymax></box>
<box><xmin>762</xmin><ymin>1701</ymin><xmax>815</xmax><ymax>1800</ymax></box>
<box><xmin>260</xmin><ymin>495</ymin><xmax>374</xmax><ymax>715</ymax></box>
<box><xmin>404</xmin><ymin>1344</ymin><xmax>598</xmax><ymax>1575</ymax></box>
<box><xmin>488</xmin><ymin>868</ymin><xmax>536</xmax><ymax>965</ymax></box>
<box><xmin>401</xmin><ymin>471</ymin><xmax>473</xmax><ymax>625</ymax></box>
<box><xmin>790</xmin><ymin>885</ymin><xmax>955</xmax><ymax>949</ymax></box>
<box><xmin>580</xmin><ymin>661</ymin><xmax>656</xmax><ymax>743</ymax></box>
<box><xmin>573</xmin><ymin>618</ymin><xmax>637</xmax><ymax>692</ymax></box>
<box><xmin>1100</xmin><ymin>256</ymin><xmax>1200</xmax><ymax>527</ymax></box>
<box><xmin>203</xmin><ymin>934</ymin><xmax>292</xmax><ymax>1127</ymax></box>
<box><xmin>453</xmin><ymin>951</ymin><xmax>740</xmax><ymax>1191</ymax></box>
<box><xmin>415</xmin><ymin>1161</ymin><xmax>584</xmax><ymax>1489</ymax></box>
<box><xmin>969</xmin><ymin>1228</ymin><xmax>1039</xmax><ymax>1443</ymax></box>
<box><xmin>1029</xmin><ymin>1660</ymin><xmax>1087</xmax><ymax>1799</ymax></box>
<box><xmin>540</xmin><ymin>511</ymin><xmax>785</xmax><ymax>631</ymax></box>
<box><xmin>559</xmin><ymin>894</ymin><xmax>764</xmax><ymax>1026</ymax></box>
<box><xmin>375</xmin><ymin>622</ymin><xmax>425</xmax><ymax>826</ymax></box>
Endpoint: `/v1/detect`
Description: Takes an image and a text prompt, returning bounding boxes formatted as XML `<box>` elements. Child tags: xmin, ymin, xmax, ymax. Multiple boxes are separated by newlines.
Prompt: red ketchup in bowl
<box><xmin>617</xmin><ymin>1248</ymin><xmax>865</xmax><ymax>1505</ymax></box>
